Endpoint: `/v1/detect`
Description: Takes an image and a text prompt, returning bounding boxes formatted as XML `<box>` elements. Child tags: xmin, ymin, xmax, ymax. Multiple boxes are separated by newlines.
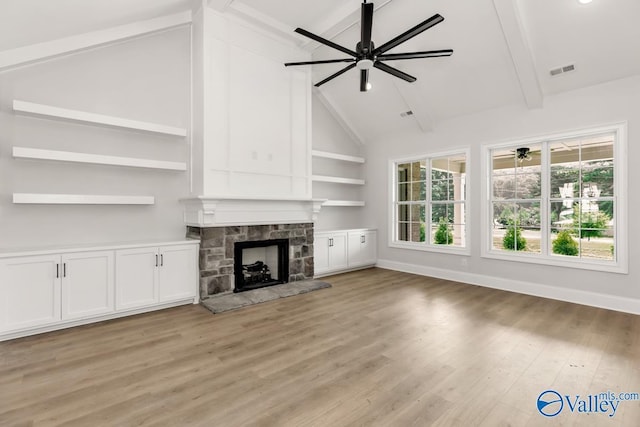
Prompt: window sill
<box><xmin>481</xmin><ymin>250</ymin><xmax>627</xmax><ymax>274</ymax></box>
<box><xmin>389</xmin><ymin>241</ymin><xmax>470</xmax><ymax>256</ymax></box>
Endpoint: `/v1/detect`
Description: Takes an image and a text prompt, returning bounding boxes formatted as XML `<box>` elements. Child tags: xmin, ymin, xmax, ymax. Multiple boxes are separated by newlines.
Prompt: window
<box><xmin>484</xmin><ymin>123</ymin><xmax>627</xmax><ymax>273</ymax></box>
<box><xmin>391</xmin><ymin>150</ymin><xmax>468</xmax><ymax>252</ymax></box>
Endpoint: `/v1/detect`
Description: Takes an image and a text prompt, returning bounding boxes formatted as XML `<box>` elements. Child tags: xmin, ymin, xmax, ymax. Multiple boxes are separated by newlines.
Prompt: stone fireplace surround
<box><xmin>187</xmin><ymin>223</ymin><xmax>314</xmax><ymax>299</ymax></box>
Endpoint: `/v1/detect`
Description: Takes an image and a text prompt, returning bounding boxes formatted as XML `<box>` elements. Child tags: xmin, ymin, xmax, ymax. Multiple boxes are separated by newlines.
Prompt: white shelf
<box><xmin>13</xmin><ymin>100</ymin><xmax>187</xmax><ymax>137</ymax></box>
<box><xmin>312</xmin><ymin>175</ymin><xmax>365</xmax><ymax>185</ymax></box>
<box><xmin>312</xmin><ymin>150</ymin><xmax>365</xmax><ymax>163</ymax></box>
<box><xmin>13</xmin><ymin>194</ymin><xmax>155</xmax><ymax>205</ymax></box>
<box><xmin>322</xmin><ymin>200</ymin><xmax>365</xmax><ymax>207</ymax></box>
<box><xmin>13</xmin><ymin>147</ymin><xmax>186</xmax><ymax>171</ymax></box>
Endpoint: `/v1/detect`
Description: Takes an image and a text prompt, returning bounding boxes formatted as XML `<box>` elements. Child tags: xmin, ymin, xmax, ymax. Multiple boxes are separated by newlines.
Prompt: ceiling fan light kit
<box><xmin>284</xmin><ymin>0</ymin><xmax>453</xmax><ymax>92</ymax></box>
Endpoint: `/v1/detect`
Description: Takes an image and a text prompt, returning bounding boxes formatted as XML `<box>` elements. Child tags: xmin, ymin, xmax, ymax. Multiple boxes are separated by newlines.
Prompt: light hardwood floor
<box><xmin>1</xmin><ymin>268</ymin><xmax>639</xmax><ymax>426</ymax></box>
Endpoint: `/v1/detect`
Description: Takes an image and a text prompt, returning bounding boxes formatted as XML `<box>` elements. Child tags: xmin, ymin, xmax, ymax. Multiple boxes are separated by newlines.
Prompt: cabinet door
<box><xmin>313</xmin><ymin>234</ymin><xmax>331</xmax><ymax>275</ymax></box>
<box><xmin>347</xmin><ymin>232</ymin><xmax>365</xmax><ymax>267</ymax></box>
<box><xmin>158</xmin><ymin>245</ymin><xmax>197</xmax><ymax>303</ymax></box>
<box><xmin>348</xmin><ymin>231</ymin><xmax>377</xmax><ymax>268</ymax></box>
<box><xmin>329</xmin><ymin>233</ymin><xmax>348</xmax><ymax>271</ymax></box>
<box><xmin>115</xmin><ymin>248</ymin><xmax>158</xmax><ymax>311</ymax></box>
<box><xmin>360</xmin><ymin>231</ymin><xmax>377</xmax><ymax>266</ymax></box>
<box><xmin>61</xmin><ymin>251</ymin><xmax>114</xmax><ymax>320</ymax></box>
<box><xmin>0</xmin><ymin>255</ymin><xmax>61</xmax><ymax>332</ymax></box>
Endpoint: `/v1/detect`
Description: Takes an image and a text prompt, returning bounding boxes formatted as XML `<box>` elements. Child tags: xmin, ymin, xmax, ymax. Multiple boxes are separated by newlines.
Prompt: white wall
<box><xmin>364</xmin><ymin>76</ymin><xmax>640</xmax><ymax>313</ymax></box>
<box><xmin>312</xmin><ymin>94</ymin><xmax>370</xmax><ymax>231</ymax></box>
<box><xmin>0</xmin><ymin>28</ymin><xmax>191</xmax><ymax>249</ymax></box>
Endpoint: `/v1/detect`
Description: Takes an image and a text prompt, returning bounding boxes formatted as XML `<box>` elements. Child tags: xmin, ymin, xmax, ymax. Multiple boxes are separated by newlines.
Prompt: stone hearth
<box><xmin>187</xmin><ymin>223</ymin><xmax>314</xmax><ymax>299</ymax></box>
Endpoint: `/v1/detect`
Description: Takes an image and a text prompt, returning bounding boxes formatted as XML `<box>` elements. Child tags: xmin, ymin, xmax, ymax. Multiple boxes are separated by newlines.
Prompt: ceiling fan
<box><xmin>284</xmin><ymin>0</ymin><xmax>453</xmax><ymax>92</ymax></box>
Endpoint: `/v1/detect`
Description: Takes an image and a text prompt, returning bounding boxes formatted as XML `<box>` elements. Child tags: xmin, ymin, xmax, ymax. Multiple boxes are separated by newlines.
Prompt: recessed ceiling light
<box><xmin>578</xmin><ymin>0</ymin><xmax>593</xmax><ymax>4</ymax></box>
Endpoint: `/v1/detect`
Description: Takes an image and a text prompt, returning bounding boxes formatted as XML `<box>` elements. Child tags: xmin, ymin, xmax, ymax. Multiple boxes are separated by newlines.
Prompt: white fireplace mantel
<box><xmin>180</xmin><ymin>196</ymin><xmax>326</xmax><ymax>227</ymax></box>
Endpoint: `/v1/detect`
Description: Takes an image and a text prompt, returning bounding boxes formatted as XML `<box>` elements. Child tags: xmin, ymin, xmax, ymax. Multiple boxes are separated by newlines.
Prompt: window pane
<box><xmin>493</xmin><ymin>174</ymin><xmax>516</xmax><ymax>200</ymax></box>
<box><xmin>411</xmin><ymin>223</ymin><xmax>425</xmax><ymax>242</ymax></box>
<box><xmin>411</xmin><ymin>181</ymin><xmax>426</xmax><ymax>201</ymax></box>
<box><xmin>492</xmin><ymin>149</ymin><xmax>516</xmax><ymax>174</ymax></box>
<box><xmin>431</xmin><ymin>203</ymin><xmax>455</xmax><ymax>223</ymax></box>
<box><xmin>398</xmin><ymin>183</ymin><xmax>409</xmax><ymax>202</ymax></box>
<box><xmin>579</xmin><ymin>236</ymin><xmax>614</xmax><ymax>261</ymax></box>
<box><xmin>397</xmin><ymin>163</ymin><xmax>410</xmax><ymax>183</ymax></box>
<box><xmin>517</xmin><ymin>202</ymin><xmax>541</xmax><ymax>254</ymax></box>
<box><xmin>492</xmin><ymin>202</ymin><xmax>535</xmax><ymax>252</ymax></box>
<box><xmin>398</xmin><ymin>204</ymin><xmax>410</xmax><ymax>222</ymax></box>
<box><xmin>410</xmin><ymin>204</ymin><xmax>426</xmax><ymax>223</ymax></box>
<box><xmin>516</xmin><ymin>173</ymin><xmax>541</xmax><ymax>199</ymax></box>
<box><xmin>398</xmin><ymin>222</ymin><xmax>410</xmax><ymax>241</ymax></box>
<box><xmin>431</xmin><ymin>179</ymin><xmax>453</xmax><ymax>201</ymax></box>
<box><xmin>581</xmin><ymin>163</ymin><xmax>614</xmax><ymax>197</ymax></box>
<box><xmin>550</xmin><ymin>200</ymin><xmax>576</xmax><ymax>230</ymax></box>
<box><xmin>550</xmin><ymin>228</ymin><xmax>579</xmax><ymax>258</ymax></box>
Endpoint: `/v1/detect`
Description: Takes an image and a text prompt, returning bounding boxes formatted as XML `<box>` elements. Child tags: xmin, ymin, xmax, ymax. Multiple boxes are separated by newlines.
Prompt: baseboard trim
<box><xmin>376</xmin><ymin>259</ymin><xmax>640</xmax><ymax>315</ymax></box>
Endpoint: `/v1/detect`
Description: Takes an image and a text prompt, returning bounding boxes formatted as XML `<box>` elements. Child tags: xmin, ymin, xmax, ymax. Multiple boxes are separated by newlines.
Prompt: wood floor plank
<box><xmin>1</xmin><ymin>268</ymin><xmax>638</xmax><ymax>426</ymax></box>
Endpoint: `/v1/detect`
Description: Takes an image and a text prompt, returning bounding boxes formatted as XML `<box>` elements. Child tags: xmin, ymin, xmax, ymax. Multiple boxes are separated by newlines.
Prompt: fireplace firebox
<box><xmin>234</xmin><ymin>239</ymin><xmax>289</xmax><ymax>292</ymax></box>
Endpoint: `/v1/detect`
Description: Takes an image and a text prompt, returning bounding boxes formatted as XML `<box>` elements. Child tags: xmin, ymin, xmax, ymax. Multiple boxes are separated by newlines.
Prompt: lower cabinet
<box><xmin>314</xmin><ymin>231</ymin><xmax>348</xmax><ymax>276</ymax></box>
<box><xmin>116</xmin><ymin>244</ymin><xmax>198</xmax><ymax>310</ymax></box>
<box><xmin>0</xmin><ymin>240</ymin><xmax>198</xmax><ymax>341</ymax></box>
<box><xmin>0</xmin><ymin>255</ymin><xmax>61</xmax><ymax>333</ymax></box>
<box><xmin>348</xmin><ymin>230</ymin><xmax>377</xmax><ymax>268</ymax></box>
<box><xmin>62</xmin><ymin>251</ymin><xmax>114</xmax><ymax>320</ymax></box>
<box><xmin>314</xmin><ymin>229</ymin><xmax>376</xmax><ymax>277</ymax></box>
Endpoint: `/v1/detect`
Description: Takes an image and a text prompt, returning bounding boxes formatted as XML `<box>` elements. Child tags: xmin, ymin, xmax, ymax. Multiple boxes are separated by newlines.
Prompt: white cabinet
<box><xmin>314</xmin><ymin>229</ymin><xmax>376</xmax><ymax>277</ymax></box>
<box><xmin>0</xmin><ymin>240</ymin><xmax>198</xmax><ymax>341</ymax></box>
<box><xmin>61</xmin><ymin>251</ymin><xmax>114</xmax><ymax>320</ymax></box>
<box><xmin>314</xmin><ymin>231</ymin><xmax>348</xmax><ymax>276</ymax></box>
<box><xmin>0</xmin><ymin>251</ymin><xmax>115</xmax><ymax>331</ymax></box>
<box><xmin>158</xmin><ymin>245</ymin><xmax>198</xmax><ymax>303</ymax></box>
<box><xmin>116</xmin><ymin>247</ymin><xmax>158</xmax><ymax>310</ymax></box>
<box><xmin>348</xmin><ymin>230</ymin><xmax>377</xmax><ymax>268</ymax></box>
<box><xmin>0</xmin><ymin>255</ymin><xmax>61</xmax><ymax>332</ymax></box>
<box><xmin>116</xmin><ymin>244</ymin><xmax>197</xmax><ymax>310</ymax></box>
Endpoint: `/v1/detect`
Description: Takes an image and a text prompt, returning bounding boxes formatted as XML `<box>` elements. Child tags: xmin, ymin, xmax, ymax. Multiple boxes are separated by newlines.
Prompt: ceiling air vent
<box><xmin>400</xmin><ymin>110</ymin><xmax>414</xmax><ymax>118</ymax></box>
<box><xmin>550</xmin><ymin>64</ymin><xmax>576</xmax><ymax>77</ymax></box>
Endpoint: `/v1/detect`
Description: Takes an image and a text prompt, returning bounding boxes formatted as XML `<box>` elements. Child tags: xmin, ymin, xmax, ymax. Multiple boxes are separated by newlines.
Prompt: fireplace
<box><xmin>186</xmin><ymin>223</ymin><xmax>314</xmax><ymax>298</ymax></box>
<box><xmin>234</xmin><ymin>239</ymin><xmax>289</xmax><ymax>292</ymax></box>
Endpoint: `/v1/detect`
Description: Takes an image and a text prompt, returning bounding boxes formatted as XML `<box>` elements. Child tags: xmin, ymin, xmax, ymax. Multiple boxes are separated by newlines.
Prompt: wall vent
<box><xmin>400</xmin><ymin>110</ymin><xmax>414</xmax><ymax>117</ymax></box>
<box><xmin>550</xmin><ymin>64</ymin><xmax>576</xmax><ymax>77</ymax></box>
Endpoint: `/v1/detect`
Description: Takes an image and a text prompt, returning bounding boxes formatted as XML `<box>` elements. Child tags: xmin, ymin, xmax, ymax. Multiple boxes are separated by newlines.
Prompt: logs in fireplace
<box><xmin>234</xmin><ymin>239</ymin><xmax>289</xmax><ymax>292</ymax></box>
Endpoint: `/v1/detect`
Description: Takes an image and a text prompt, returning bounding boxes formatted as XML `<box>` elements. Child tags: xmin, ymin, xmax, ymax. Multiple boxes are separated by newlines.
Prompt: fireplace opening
<box><xmin>234</xmin><ymin>239</ymin><xmax>289</xmax><ymax>292</ymax></box>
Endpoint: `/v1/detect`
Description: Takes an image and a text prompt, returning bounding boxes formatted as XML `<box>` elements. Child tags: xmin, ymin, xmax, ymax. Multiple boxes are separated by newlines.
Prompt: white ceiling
<box><xmin>2</xmin><ymin>0</ymin><xmax>639</xmax><ymax>142</ymax></box>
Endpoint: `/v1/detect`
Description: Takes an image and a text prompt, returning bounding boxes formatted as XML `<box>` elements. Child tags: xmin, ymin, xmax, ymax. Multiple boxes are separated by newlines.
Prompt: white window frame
<box><xmin>481</xmin><ymin>122</ymin><xmax>628</xmax><ymax>274</ymax></box>
<box><xmin>389</xmin><ymin>148</ymin><xmax>471</xmax><ymax>255</ymax></box>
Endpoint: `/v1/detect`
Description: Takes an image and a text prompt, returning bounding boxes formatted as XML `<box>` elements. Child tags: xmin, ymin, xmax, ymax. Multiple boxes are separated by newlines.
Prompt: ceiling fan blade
<box><xmin>373</xmin><ymin>61</ymin><xmax>417</xmax><ymax>83</ymax></box>
<box><xmin>315</xmin><ymin>63</ymin><xmax>357</xmax><ymax>87</ymax></box>
<box><xmin>360</xmin><ymin>69</ymin><xmax>369</xmax><ymax>92</ymax></box>
<box><xmin>285</xmin><ymin>58</ymin><xmax>356</xmax><ymax>67</ymax></box>
<box><xmin>361</xmin><ymin>2</ymin><xmax>374</xmax><ymax>53</ymax></box>
<box><xmin>377</xmin><ymin>49</ymin><xmax>453</xmax><ymax>61</ymax></box>
<box><xmin>373</xmin><ymin>14</ymin><xmax>445</xmax><ymax>55</ymax></box>
<box><xmin>295</xmin><ymin>28</ymin><xmax>358</xmax><ymax>57</ymax></box>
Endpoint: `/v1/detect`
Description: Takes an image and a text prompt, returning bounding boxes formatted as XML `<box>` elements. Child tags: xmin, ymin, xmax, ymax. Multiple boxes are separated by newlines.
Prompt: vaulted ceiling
<box><xmin>2</xmin><ymin>0</ymin><xmax>639</xmax><ymax>142</ymax></box>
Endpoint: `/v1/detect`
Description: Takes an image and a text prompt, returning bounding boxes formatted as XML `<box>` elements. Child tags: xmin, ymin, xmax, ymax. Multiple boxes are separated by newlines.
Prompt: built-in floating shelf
<box><xmin>322</xmin><ymin>200</ymin><xmax>365</xmax><ymax>207</ymax></box>
<box><xmin>312</xmin><ymin>175</ymin><xmax>365</xmax><ymax>185</ymax></box>
<box><xmin>13</xmin><ymin>100</ymin><xmax>187</xmax><ymax>137</ymax></box>
<box><xmin>13</xmin><ymin>147</ymin><xmax>186</xmax><ymax>171</ymax></box>
<box><xmin>13</xmin><ymin>193</ymin><xmax>155</xmax><ymax>205</ymax></box>
<box><xmin>312</xmin><ymin>150</ymin><xmax>365</xmax><ymax>164</ymax></box>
